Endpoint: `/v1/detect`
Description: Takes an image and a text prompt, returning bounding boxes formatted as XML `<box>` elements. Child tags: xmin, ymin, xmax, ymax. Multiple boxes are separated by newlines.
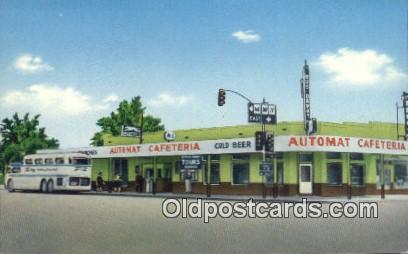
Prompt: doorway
<box><xmin>113</xmin><ymin>159</ymin><xmax>128</xmax><ymax>187</ymax></box>
<box><xmin>299</xmin><ymin>163</ymin><xmax>313</xmax><ymax>194</ymax></box>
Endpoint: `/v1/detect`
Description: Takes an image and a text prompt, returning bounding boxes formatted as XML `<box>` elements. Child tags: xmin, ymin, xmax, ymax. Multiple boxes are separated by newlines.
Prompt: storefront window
<box><xmin>210</xmin><ymin>164</ymin><xmax>220</xmax><ymax>184</ymax></box>
<box><xmin>350</xmin><ymin>153</ymin><xmax>364</xmax><ymax>161</ymax></box>
<box><xmin>277</xmin><ymin>161</ymin><xmax>284</xmax><ymax>185</ymax></box>
<box><xmin>394</xmin><ymin>162</ymin><xmax>408</xmax><ymax>188</ymax></box>
<box><xmin>202</xmin><ymin>155</ymin><xmax>220</xmax><ymax>185</ymax></box>
<box><xmin>327</xmin><ymin>152</ymin><xmax>342</xmax><ymax>160</ymax></box>
<box><xmin>327</xmin><ymin>162</ymin><xmax>342</xmax><ymax>186</ymax></box>
<box><xmin>232</xmin><ymin>154</ymin><xmax>250</xmax><ymax>160</ymax></box>
<box><xmin>232</xmin><ymin>154</ymin><xmax>250</xmax><ymax>185</ymax></box>
<box><xmin>232</xmin><ymin>163</ymin><xmax>249</xmax><ymax>185</ymax></box>
<box><xmin>299</xmin><ymin>153</ymin><xmax>313</xmax><ymax>162</ymax></box>
<box><xmin>351</xmin><ymin>164</ymin><xmax>364</xmax><ymax>186</ymax></box>
<box><xmin>163</xmin><ymin>164</ymin><xmax>172</xmax><ymax>181</ymax></box>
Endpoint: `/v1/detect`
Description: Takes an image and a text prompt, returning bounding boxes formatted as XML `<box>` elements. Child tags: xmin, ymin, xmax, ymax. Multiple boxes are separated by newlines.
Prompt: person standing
<box><xmin>96</xmin><ymin>172</ymin><xmax>104</xmax><ymax>192</ymax></box>
<box><xmin>135</xmin><ymin>174</ymin><xmax>143</xmax><ymax>193</ymax></box>
<box><xmin>113</xmin><ymin>174</ymin><xmax>122</xmax><ymax>192</ymax></box>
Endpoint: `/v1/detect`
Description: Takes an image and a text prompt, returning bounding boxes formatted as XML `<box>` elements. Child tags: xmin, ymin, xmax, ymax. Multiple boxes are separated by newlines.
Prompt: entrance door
<box><xmin>113</xmin><ymin>159</ymin><xmax>128</xmax><ymax>187</ymax></box>
<box><xmin>299</xmin><ymin>164</ymin><xmax>313</xmax><ymax>194</ymax></box>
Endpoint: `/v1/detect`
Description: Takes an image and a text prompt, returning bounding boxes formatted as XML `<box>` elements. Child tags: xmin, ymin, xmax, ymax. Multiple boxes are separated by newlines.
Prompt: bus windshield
<box><xmin>72</xmin><ymin>158</ymin><xmax>90</xmax><ymax>165</ymax></box>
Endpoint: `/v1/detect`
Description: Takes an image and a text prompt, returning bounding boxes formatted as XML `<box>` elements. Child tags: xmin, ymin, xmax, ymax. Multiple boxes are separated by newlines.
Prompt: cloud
<box><xmin>0</xmin><ymin>84</ymin><xmax>117</xmax><ymax>117</ymax></box>
<box><xmin>13</xmin><ymin>54</ymin><xmax>54</xmax><ymax>74</ymax></box>
<box><xmin>103</xmin><ymin>94</ymin><xmax>119</xmax><ymax>103</ymax></box>
<box><xmin>316</xmin><ymin>48</ymin><xmax>407</xmax><ymax>87</ymax></box>
<box><xmin>147</xmin><ymin>92</ymin><xmax>193</xmax><ymax>108</ymax></box>
<box><xmin>232</xmin><ymin>30</ymin><xmax>261</xmax><ymax>43</ymax></box>
<box><xmin>0</xmin><ymin>84</ymin><xmax>120</xmax><ymax>148</ymax></box>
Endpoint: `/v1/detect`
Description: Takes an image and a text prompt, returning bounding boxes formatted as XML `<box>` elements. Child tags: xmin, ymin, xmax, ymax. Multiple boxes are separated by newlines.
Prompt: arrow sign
<box><xmin>248</xmin><ymin>103</ymin><xmax>254</xmax><ymax>113</ymax></box>
<box><xmin>247</xmin><ymin>102</ymin><xmax>277</xmax><ymax>124</ymax></box>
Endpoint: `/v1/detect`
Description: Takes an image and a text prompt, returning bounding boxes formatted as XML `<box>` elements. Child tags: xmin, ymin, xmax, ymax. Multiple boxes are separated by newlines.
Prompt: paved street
<box><xmin>1</xmin><ymin>190</ymin><xmax>408</xmax><ymax>254</ymax></box>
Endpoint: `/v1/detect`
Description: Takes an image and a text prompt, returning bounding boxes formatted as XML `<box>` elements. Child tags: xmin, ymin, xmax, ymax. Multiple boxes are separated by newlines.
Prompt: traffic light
<box><xmin>218</xmin><ymin>89</ymin><xmax>226</xmax><ymax>106</ymax></box>
<box><xmin>255</xmin><ymin>131</ymin><xmax>265</xmax><ymax>151</ymax></box>
<box><xmin>265</xmin><ymin>133</ymin><xmax>274</xmax><ymax>152</ymax></box>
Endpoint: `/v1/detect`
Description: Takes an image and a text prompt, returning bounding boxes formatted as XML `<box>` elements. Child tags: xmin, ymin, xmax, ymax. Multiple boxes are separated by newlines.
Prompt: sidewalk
<box><xmin>1</xmin><ymin>184</ymin><xmax>407</xmax><ymax>202</ymax></box>
<box><xmin>84</xmin><ymin>190</ymin><xmax>408</xmax><ymax>203</ymax></box>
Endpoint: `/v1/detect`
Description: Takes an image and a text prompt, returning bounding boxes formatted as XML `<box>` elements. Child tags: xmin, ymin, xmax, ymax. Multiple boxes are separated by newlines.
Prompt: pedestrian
<box><xmin>135</xmin><ymin>174</ymin><xmax>143</xmax><ymax>193</ymax></box>
<box><xmin>96</xmin><ymin>172</ymin><xmax>104</xmax><ymax>192</ymax></box>
<box><xmin>113</xmin><ymin>174</ymin><xmax>122</xmax><ymax>192</ymax></box>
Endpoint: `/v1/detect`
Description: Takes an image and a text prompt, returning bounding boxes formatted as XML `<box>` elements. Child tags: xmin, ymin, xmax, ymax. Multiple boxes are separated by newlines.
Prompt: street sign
<box><xmin>248</xmin><ymin>102</ymin><xmax>277</xmax><ymax>124</ymax></box>
<box><xmin>259</xmin><ymin>161</ymin><xmax>273</xmax><ymax>176</ymax></box>
<box><xmin>181</xmin><ymin>155</ymin><xmax>202</xmax><ymax>170</ymax></box>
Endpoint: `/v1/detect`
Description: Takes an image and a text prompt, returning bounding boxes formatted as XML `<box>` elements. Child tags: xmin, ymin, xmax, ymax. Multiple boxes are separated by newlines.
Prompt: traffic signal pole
<box><xmin>218</xmin><ymin>89</ymin><xmax>276</xmax><ymax>199</ymax></box>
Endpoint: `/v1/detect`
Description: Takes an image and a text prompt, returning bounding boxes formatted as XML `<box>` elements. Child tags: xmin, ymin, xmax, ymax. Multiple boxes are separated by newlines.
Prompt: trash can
<box><xmin>185</xmin><ymin>178</ymin><xmax>192</xmax><ymax>193</ymax></box>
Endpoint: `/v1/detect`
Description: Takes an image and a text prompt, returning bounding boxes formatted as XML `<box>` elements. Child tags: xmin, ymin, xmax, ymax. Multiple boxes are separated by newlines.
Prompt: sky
<box><xmin>0</xmin><ymin>0</ymin><xmax>407</xmax><ymax>148</ymax></box>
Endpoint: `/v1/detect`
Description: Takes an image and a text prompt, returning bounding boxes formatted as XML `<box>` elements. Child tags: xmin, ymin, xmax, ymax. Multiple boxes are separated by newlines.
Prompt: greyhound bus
<box><xmin>5</xmin><ymin>152</ymin><xmax>92</xmax><ymax>193</ymax></box>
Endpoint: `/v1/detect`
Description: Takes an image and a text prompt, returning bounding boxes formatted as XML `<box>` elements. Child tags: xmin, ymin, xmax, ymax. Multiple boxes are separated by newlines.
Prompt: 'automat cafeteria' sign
<box><xmin>275</xmin><ymin>135</ymin><xmax>408</xmax><ymax>155</ymax></box>
<box><xmin>88</xmin><ymin>138</ymin><xmax>255</xmax><ymax>158</ymax></box>
<box><xmin>38</xmin><ymin>135</ymin><xmax>408</xmax><ymax>158</ymax></box>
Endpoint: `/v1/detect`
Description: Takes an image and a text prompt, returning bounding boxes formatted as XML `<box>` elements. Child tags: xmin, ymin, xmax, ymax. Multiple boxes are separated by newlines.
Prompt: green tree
<box><xmin>0</xmin><ymin>113</ymin><xmax>59</xmax><ymax>174</ymax></box>
<box><xmin>91</xmin><ymin>96</ymin><xmax>164</xmax><ymax>146</ymax></box>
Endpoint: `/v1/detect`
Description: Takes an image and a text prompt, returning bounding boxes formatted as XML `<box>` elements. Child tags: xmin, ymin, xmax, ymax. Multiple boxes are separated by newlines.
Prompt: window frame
<box><xmin>231</xmin><ymin>155</ymin><xmax>250</xmax><ymax>185</ymax></box>
<box><xmin>350</xmin><ymin>163</ymin><xmax>365</xmax><ymax>187</ymax></box>
<box><xmin>327</xmin><ymin>162</ymin><xmax>343</xmax><ymax>186</ymax></box>
<box><xmin>44</xmin><ymin>158</ymin><xmax>54</xmax><ymax>165</ymax></box>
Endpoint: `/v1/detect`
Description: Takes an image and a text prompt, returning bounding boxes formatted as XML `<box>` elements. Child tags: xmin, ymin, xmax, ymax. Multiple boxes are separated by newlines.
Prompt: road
<box><xmin>1</xmin><ymin>190</ymin><xmax>408</xmax><ymax>254</ymax></box>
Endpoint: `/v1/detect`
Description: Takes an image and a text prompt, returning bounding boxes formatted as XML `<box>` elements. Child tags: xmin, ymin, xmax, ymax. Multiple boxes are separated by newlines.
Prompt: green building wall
<box><xmin>90</xmin><ymin>121</ymin><xmax>407</xmax><ymax>195</ymax></box>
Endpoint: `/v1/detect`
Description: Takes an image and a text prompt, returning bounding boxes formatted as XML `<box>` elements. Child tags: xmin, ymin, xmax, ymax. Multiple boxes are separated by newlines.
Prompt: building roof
<box><xmin>102</xmin><ymin>121</ymin><xmax>404</xmax><ymax>146</ymax></box>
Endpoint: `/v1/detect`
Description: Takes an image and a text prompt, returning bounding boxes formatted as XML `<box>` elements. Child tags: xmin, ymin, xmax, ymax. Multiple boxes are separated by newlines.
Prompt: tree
<box><xmin>91</xmin><ymin>96</ymin><xmax>164</xmax><ymax>146</ymax></box>
<box><xmin>0</xmin><ymin>113</ymin><xmax>59</xmax><ymax>173</ymax></box>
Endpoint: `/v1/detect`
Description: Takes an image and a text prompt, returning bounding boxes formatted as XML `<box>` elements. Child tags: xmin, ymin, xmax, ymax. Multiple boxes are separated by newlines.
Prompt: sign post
<box><xmin>181</xmin><ymin>155</ymin><xmax>202</xmax><ymax>193</ymax></box>
<box><xmin>248</xmin><ymin>99</ymin><xmax>277</xmax><ymax>198</ymax></box>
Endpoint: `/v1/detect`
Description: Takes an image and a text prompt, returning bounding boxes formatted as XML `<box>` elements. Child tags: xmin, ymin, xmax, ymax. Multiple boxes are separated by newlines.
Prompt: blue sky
<box><xmin>0</xmin><ymin>0</ymin><xmax>407</xmax><ymax>148</ymax></box>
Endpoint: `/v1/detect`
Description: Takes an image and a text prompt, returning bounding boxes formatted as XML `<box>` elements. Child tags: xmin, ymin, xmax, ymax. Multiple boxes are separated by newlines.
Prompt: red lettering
<box><xmin>309</xmin><ymin>136</ymin><xmax>316</xmax><ymax>146</ymax></box>
<box><xmin>193</xmin><ymin>143</ymin><xmax>200</xmax><ymax>150</ymax></box>
<box><xmin>317</xmin><ymin>137</ymin><xmax>324</xmax><ymax>146</ymax></box>
<box><xmin>288</xmin><ymin>137</ymin><xmax>298</xmax><ymax>147</ymax></box>
<box><xmin>358</xmin><ymin>139</ymin><xmax>363</xmax><ymax>147</ymax></box>
<box><xmin>337</xmin><ymin>138</ymin><xmax>344</xmax><ymax>147</ymax></box>
<box><xmin>299</xmin><ymin>137</ymin><xmax>307</xmax><ymax>146</ymax></box>
<box><xmin>326</xmin><ymin>137</ymin><xmax>336</xmax><ymax>146</ymax></box>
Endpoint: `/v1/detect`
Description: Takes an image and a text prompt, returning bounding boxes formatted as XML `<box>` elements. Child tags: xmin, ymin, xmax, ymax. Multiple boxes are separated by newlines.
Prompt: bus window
<box><xmin>34</xmin><ymin>158</ymin><xmax>43</xmax><ymax>165</ymax></box>
<box><xmin>72</xmin><ymin>158</ymin><xmax>90</xmax><ymax>165</ymax></box>
<box><xmin>44</xmin><ymin>158</ymin><xmax>54</xmax><ymax>164</ymax></box>
<box><xmin>11</xmin><ymin>167</ymin><xmax>21</xmax><ymax>173</ymax></box>
<box><xmin>25</xmin><ymin>159</ymin><xmax>33</xmax><ymax>165</ymax></box>
<box><xmin>55</xmin><ymin>158</ymin><xmax>65</xmax><ymax>164</ymax></box>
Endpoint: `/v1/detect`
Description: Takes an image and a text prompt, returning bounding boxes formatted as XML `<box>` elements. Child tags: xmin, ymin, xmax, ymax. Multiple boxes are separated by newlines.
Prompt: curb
<box><xmin>81</xmin><ymin>191</ymin><xmax>405</xmax><ymax>203</ymax></box>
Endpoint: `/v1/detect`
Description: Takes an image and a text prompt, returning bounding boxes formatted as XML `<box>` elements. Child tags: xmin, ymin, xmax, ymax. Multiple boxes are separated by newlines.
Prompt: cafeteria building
<box><xmin>46</xmin><ymin>121</ymin><xmax>408</xmax><ymax>197</ymax></box>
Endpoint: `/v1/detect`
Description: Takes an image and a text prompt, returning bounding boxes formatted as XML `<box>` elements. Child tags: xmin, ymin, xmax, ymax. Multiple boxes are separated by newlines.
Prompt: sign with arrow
<box><xmin>248</xmin><ymin>102</ymin><xmax>277</xmax><ymax>124</ymax></box>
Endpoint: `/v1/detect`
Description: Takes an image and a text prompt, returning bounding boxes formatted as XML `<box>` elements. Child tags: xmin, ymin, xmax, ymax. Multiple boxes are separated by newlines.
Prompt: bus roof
<box><xmin>24</xmin><ymin>152</ymin><xmax>89</xmax><ymax>159</ymax></box>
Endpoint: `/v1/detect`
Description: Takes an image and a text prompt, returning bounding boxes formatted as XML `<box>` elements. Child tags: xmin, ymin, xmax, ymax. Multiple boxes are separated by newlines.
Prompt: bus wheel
<box><xmin>40</xmin><ymin>180</ymin><xmax>48</xmax><ymax>193</ymax></box>
<box><xmin>7</xmin><ymin>179</ymin><xmax>15</xmax><ymax>192</ymax></box>
<box><xmin>47</xmin><ymin>180</ymin><xmax>54</xmax><ymax>193</ymax></box>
